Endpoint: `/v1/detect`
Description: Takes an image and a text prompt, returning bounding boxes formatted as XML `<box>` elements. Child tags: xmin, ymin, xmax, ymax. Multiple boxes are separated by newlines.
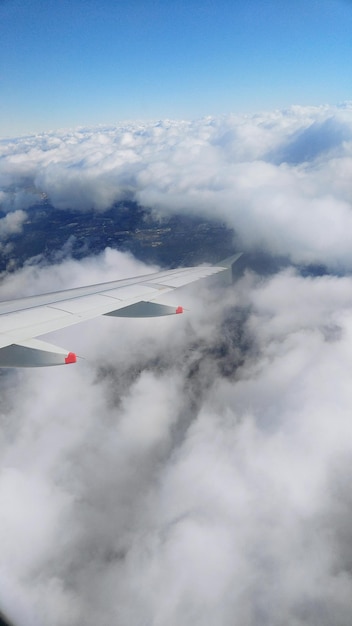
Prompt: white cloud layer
<box><xmin>1</xmin><ymin>249</ymin><xmax>352</xmax><ymax>625</ymax></box>
<box><xmin>0</xmin><ymin>210</ymin><xmax>27</xmax><ymax>239</ymax></box>
<box><xmin>1</xmin><ymin>103</ymin><xmax>352</xmax><ymax>269</ymax></box>
<box><xmin>1</xmin><ymin>103</ymin><xmax>352</xmax><ymax>624</ymax></box>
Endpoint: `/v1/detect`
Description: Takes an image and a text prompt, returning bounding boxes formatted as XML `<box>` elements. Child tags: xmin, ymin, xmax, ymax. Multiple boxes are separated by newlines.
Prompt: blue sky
<box><xmin>0</xmin><ymin>0</ymin><xmax>351</xmax><ymax>137</ymax></box>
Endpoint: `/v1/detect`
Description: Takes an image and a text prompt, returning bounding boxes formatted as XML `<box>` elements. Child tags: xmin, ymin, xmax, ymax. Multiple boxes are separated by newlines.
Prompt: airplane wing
<box><xmin>0</xmin><ymin>253</ymin><xmax>242</xmax><ymax>367</ymax></box>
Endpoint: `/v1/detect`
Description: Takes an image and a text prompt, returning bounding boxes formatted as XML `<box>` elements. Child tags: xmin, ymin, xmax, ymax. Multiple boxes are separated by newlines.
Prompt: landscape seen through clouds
<box><xmin>1</xmin><ymin>105</ymin><xmax>352</xmax><ymax>625</ymax></box>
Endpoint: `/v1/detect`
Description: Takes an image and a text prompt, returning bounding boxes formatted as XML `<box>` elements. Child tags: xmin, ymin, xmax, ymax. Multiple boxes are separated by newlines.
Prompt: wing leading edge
<box><xmin>0</xmin><ymin>254</ymin><xmax>242</xmax><ymax>367</ymax></box>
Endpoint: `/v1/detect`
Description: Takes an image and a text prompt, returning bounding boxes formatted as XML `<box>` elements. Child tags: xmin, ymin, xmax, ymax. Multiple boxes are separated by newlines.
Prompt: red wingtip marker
<box><xmin>65</xmin><ymin>352</ymin><xmax>77</xmax><ymax>364</ymax></box>
<box><xmin>176</xmin><ymin>306</ymin><xmax>184</xmax><ymax>314</ymax></box>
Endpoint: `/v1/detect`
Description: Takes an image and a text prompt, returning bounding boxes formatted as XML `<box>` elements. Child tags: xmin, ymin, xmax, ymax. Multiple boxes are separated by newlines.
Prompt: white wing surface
<box><xmin>0</xmin><ymin>254</ymin><xmax>242</xmax><ymax>367</ymax></box>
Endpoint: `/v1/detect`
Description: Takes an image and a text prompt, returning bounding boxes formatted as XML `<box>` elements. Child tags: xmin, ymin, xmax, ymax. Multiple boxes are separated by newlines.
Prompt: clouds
<box><xmin>1</xmin><ymin>103</ymin><xmax>352</xmax><ymax>269</ymax></box>
<box><xmin>267</xmin><ymin>115</ymin><xmax>352</xmax><ymax>165</ymax></box>
<box><xmin>0</xmin><ymin>210</ymin><xmax>26</xmax><ymax>239</ymax></box>
<box><xmin>1</xmin><ymin>249</ymin><xmax>352</xmax><ymax>625</ymax></box>
<box><xmin>1</xmin><ymin>103</ymin><xmax>352</xmax><ymax>624</ymax></box>
<box><xmin>0</xmin><ymin>209</ymin><xmax>27</xmax><ymax>259</ymax></box>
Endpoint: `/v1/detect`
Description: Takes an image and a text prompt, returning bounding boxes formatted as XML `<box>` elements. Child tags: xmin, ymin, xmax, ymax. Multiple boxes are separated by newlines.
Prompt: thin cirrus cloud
<box><xmin>1</xmin><ymin>103</ymin><xmax>352</xmax><ymax>269</ymax></box>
